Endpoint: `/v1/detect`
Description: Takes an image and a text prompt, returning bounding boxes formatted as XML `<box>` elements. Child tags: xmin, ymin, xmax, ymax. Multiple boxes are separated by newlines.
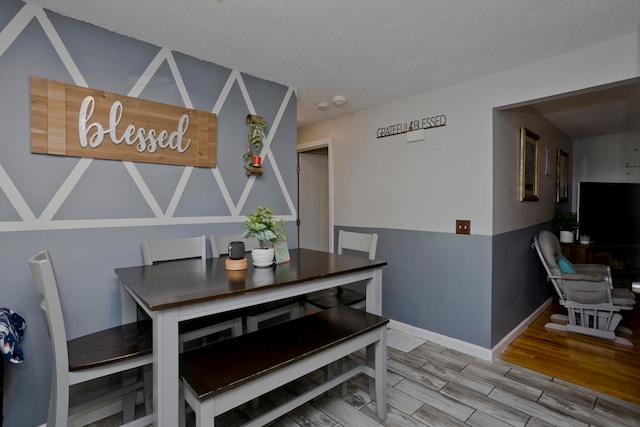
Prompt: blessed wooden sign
<box><xmin>30</xmin><ymin>77</ymin><xmax>216</xmax><ymax>167</ymax></box>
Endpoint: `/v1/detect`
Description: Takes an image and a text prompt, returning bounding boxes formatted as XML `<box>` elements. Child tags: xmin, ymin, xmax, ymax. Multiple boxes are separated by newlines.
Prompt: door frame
<box><xmin>297</xmin><ymin>137</ymin><xmax>335</xmax><ymax>252</ymax></box>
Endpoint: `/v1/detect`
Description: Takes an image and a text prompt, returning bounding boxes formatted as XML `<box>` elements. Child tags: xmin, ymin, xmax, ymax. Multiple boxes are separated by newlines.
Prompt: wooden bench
<box><xmin>180</xmin><ymin>305</ymin><xmax>388</xmax><ymax>427</ymax></box>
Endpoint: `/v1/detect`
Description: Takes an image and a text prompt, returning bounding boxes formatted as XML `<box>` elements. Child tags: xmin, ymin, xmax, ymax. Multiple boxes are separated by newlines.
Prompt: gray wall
<box><xmin>0</xmin><ymin>1</ymin><xmax>297</xmax><ymax>425</ymax></box>
<box><xmin>489</xmin><ymin>104</ymin><xmax>574</xmax><ymax>347</ymax></box>
<box><xmin>491</xmin><ymin>224</ymin><xmax>551</xmax><ymax>345</ymax></box>
<box><xmin>339</xmin><ymin>222</ymin><xmax>552</xmax><ymax>351</ymax></box>
<box><xmin>338</xmin><ymin>226</ymin><xmax>493</xmax><ymax>347</ymax></box>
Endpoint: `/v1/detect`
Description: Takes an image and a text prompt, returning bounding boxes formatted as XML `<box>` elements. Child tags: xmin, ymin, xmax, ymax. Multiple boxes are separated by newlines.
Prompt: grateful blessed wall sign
<box><xmin>30</xmin><ymin>77</ymin><xmax>216</xmax><ymax>167</ymax></box>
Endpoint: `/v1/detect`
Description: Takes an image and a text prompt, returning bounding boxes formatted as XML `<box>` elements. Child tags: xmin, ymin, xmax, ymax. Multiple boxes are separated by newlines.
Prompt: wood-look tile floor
<box><xmin>93</xmin><ymin>312</ymin><xmax>640</xmax><ymax>427</ymax></box>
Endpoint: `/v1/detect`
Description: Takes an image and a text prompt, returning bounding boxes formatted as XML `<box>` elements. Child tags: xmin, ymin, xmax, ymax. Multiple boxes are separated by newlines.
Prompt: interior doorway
<box><xmin>297</xmin><ymin>137</ymin><xmax>334</xmax><ymax>252</ymax></box>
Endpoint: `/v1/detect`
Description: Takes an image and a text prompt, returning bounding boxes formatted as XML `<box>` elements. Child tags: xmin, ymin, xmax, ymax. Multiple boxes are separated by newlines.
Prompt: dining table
<box><xmin>115</xmin><ymin>248</ymin><xmax>387</xmax><ymax>427</ymax></box>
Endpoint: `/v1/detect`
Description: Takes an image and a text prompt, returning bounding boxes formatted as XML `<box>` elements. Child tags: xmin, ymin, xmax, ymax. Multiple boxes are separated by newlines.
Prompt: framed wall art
<box><xmin>544</xmin><ymin>147</ymin><xmax>552</xmax><ymax>176</ymax></box>
<box><xmin>519</xmin><ymin>127</ymin><xmax>540</xmax><ymax>201</ymax></box>
<box><xmin>556</xmin><ymin>149</ymin><xmax>569</xmax><ymax>202</ymax></box>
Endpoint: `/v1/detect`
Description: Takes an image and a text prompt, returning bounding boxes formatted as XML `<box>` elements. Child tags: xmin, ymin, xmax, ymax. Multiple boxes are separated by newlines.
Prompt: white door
<box><xmin>297</xmin><ymin>138</ymin><xmax>334</xmax><ymax>252</ymax></box>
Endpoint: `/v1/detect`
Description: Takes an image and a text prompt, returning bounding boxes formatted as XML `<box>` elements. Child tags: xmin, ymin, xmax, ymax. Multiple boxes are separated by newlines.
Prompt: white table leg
<box><xmin>366</xmin><ymin>268</ymin><xmax>383</xmax><ymax>315</ymax></box>
<box><xmin>120</xmin><ymin>281</ymin><xmax>138</xmax><ymax>324</ymax></box>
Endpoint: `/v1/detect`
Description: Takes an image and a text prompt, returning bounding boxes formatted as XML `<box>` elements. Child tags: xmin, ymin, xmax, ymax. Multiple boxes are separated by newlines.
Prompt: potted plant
<box><xmin>243</xmin><ymin>115</ymin><xmax>268</xmax><ymax>176</ymax></box>
<box><xmin>552</xmin><ymin>207</ymin><xmax>579</xmax><ymax>243</ymax></box>
<box><xmin>242</xmin><ymin>206</ymin><xmax>286</xmax><ymax>267</ymax></box>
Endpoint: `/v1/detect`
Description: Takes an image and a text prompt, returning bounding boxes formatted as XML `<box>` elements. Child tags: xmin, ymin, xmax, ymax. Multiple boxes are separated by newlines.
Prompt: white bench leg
<box><xmin>339</xmin><ymin>358</ymin><xmax>348</xmax><ymax>396</ymax></box>
<box><xmin>367</xmin><ymin>345</ymin><xmax>376</xmax><ymax>401</ymax></box>
<box><xmin>179</xmin><ymin>385</ymin><xmax>186</xmax><ymax>427</ymax></box>
<box><xmin>122</xmin><ymin>370</ymin><xmax>138</xmax><ymax>422</ymax></box>
<box><xmin>374</xmin><ymin>328</ymin><xmax>387</xmax><ymax>420</ymax></box>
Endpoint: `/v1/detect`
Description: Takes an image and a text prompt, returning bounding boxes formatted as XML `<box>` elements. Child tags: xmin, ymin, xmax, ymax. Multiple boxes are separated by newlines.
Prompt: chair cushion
<box><xmin>557</xmin><ymin>256</ymin><xmax>577</xmax><ymax>273</ymax></box>
<box><xmin>612</xmin><ymin>288</ymin><xmax>636</xmax><ymax>307</ymax></box>
<box><xmin>537</xmin><ymin>231</ymin><xmax>563</xmax><ymax>276</ymax></box>
<box><xmin>563</xmin><ymin>280</ymin><xmax>609</xmax><ymax>304</ymax></box>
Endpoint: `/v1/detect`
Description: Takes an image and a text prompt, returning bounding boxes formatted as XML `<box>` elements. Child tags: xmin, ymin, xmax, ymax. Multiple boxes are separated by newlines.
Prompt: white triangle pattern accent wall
<box><xmin>0</xmin><ymin>2</ymin><xmax>297</xmax><ymax>232</ymax></box>
<box><xmin>1</xmin><ymin>3</ymin><xmax>298</xmax><ymax>424</ymax></box>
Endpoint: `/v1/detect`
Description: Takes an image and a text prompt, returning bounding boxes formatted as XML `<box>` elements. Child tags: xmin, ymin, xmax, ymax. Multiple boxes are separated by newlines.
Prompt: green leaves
<box><xmin>244</xmin><ymin>115</ymin><xmax>269</xmax><ymax>173</ymax></box>
<box><xmin>552</xmin><ymin>207</ymin><xmax>579</xmax><ymax>233</ymax></box>
<box><xmin>242</xmin><ymin>206</ymin><xmax>286</xmax><ymax>248</ymax></box>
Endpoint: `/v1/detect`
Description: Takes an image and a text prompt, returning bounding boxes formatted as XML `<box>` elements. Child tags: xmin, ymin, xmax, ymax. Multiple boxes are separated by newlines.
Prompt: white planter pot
<box><xmin>559</xmin><ymin>230</ymin><xmax>574</xmax><ymax>243</ymax></box>
<box><xmin>251</xmin><ymin>248</ymin><xmax>274</xmax><ymax>267</ymax></box>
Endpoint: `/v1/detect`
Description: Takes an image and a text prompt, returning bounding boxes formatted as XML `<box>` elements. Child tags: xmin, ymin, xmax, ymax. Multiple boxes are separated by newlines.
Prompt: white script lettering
<box><xmin>78</xmin><ymin>96</ymin><xmax>192</xmax><ymax>154</ymax></box>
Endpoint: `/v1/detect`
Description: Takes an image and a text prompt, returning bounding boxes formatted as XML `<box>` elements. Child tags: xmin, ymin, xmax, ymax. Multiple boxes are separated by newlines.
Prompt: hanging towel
<box><xmin>0</xmin><ymin>308</ymin><xmax>26</xmax><ymax>363</ymax></box>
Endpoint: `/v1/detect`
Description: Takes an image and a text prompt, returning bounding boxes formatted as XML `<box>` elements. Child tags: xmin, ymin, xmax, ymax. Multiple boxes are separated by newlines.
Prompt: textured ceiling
<box><xmin>530</xmin><ymin>80</ymin><xmax>640</xmax><ymax>139</ymax></box>
<box><xmin>24</xmin><ymin>0</ymin><xmax>640</xmax><ymax>137</ymax></box>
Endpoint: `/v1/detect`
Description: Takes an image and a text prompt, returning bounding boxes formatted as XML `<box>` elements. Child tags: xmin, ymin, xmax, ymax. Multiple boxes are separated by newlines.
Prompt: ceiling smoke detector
<box><xmin>331</xmin><ymin>95</ymin><xmax>346</xmax><ymax>107</ymax></box>
<box><xmin>316</xmin><ymin>101</ymin><xmax>330</xmax><ymax>111</ymax></box>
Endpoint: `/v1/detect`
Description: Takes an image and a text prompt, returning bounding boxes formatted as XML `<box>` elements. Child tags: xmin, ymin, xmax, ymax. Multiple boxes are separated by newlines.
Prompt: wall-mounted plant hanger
<box><xmin>243</xmin><ymin>114</ymin><xmax>267</xmax><ymax>175</ymax></box>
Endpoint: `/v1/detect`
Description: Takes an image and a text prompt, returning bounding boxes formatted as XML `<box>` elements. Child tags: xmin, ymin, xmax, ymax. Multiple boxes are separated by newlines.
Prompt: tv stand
<box><xmin>561</xmin><ymin>242</ymin><xmax>640</xmax><ymax>287</ymax></box>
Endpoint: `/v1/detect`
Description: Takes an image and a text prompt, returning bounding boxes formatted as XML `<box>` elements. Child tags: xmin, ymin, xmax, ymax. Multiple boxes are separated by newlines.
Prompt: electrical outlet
<box><xmin>456</xmin><ymin>220</ymin><xmax>471</xmax><ymax>235</ymax></box>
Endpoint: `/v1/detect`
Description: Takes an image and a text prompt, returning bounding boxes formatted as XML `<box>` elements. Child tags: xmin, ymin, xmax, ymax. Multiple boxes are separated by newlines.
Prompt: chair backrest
<box><xmin>210</xmin><ymin>234</ymin><xmax>259</xmax><ymax>258</ymax></box>
<box><xmin>28</xmin><ymin>250</ymin><xmax>71</xmax><ymax>422</ymax></box>
<box><xmin>337</xmin><ymin>230</ymin><xmax>378</xmax><ymax>260</ymax></box>
<box><xmin>142</xmin><ymin>235</ymin><xmax>206</xmax><ymax>265</ymax></box>
<box><xmin>532</xmin><ymin>231</ymin><xmax>563</xmax><ymax>298</ymax></box>
<box><xmin>534</xmin><ymin>230</ymin><xmax>563</xmax><ymax>277</ymax></box>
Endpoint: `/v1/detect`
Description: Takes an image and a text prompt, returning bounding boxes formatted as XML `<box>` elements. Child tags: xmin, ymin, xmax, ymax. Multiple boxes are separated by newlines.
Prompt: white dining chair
<box><xmin>210</xmin><ymin>234</ymin><xmax>305</xmax><ymax>332</ymax></box>
<box><xmin>29</xmin><ymin>250</ymin><xmax>153</xmax><ymax>427</ymax></box>
<box><xmin>142</xmin><ymin>235</ymin><xmax>207</xmax><ymax>266</ymax></box>
<box><xmin>305</xmin><ymin>230</ymin><xmax>379</xmax><ymax>311</ymax></box>
<box><xmin>142</xmin><ymin>235</ymin><xmax>243</xmax><ymax>351</ymax></box>
<box><xmin>210</xmin><ymin>233</ymin><xmax>260</xmax><ymax>258</ymax></box>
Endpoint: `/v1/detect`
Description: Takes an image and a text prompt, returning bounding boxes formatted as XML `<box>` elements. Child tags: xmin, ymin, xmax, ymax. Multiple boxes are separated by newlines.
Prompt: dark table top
<box><xmin>115</xmin><ymin>248</ymin><xmax>386</xmax><ymax>311</ymax></box>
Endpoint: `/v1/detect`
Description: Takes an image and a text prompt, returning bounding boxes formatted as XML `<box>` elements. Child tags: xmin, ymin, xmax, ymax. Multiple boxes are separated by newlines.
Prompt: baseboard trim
<box><xmin>489</xmin><ymin>298</ymin><xmax>551</xmax><ymax>360</ymax></box>
<box><xmin>388</xmin><ymin>319</ymin><xmax>493</xmax><ymax>361</ymax></box>
<box><xmin>388</xmin><ymin>298</ymin><xmax>551</xmax><ymax>362</ymax></box>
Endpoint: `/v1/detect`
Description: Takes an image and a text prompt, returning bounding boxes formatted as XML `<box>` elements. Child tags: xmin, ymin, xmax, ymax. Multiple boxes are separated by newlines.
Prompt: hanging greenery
<box><xmin>243</xmin><ymin>114</ymin><xmax>268</xmax><ymax>175</ymax></box>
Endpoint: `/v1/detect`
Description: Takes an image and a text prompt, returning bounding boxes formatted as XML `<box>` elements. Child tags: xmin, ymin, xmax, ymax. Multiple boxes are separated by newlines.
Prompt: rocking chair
<box><xmin>532</xmin><ymin>230</ymin><xmax>636</xmax><ymax>345</ymax></box>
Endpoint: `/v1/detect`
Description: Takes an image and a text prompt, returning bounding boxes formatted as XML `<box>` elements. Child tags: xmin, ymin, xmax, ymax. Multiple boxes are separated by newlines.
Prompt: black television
<box><xmin>578</xmin><ymin>182</ymin><xmax>640</xmax><ymax>245</ymax></box>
